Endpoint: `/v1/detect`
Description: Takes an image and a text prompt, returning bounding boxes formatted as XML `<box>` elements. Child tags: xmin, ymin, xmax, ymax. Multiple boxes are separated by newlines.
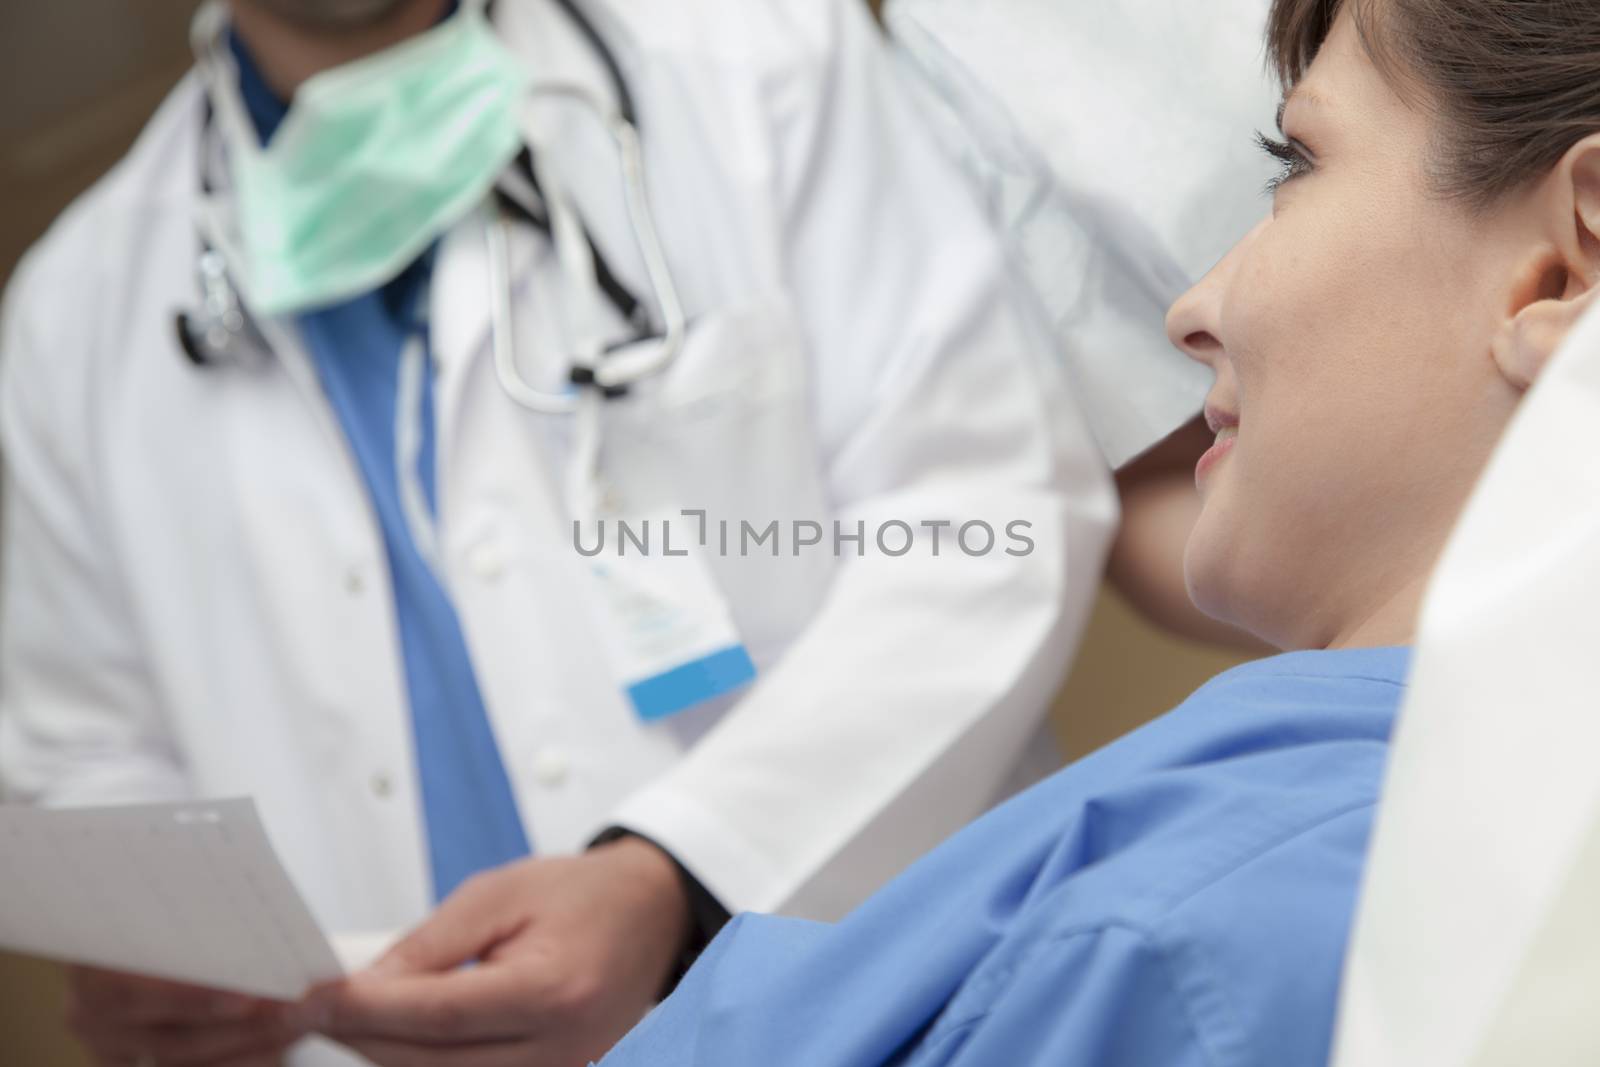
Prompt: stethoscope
<box><xmin>177</xmin><ymin>0</ymin><xmax>688</xmax><ymax>423</ymax></box>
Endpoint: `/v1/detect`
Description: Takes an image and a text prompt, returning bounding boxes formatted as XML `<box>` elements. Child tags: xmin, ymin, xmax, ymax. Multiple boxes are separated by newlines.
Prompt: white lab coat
<box><xmin>0</xmin><ymin>4</ymin><xmax>1114</xmax><ymax>1060</ymax></box>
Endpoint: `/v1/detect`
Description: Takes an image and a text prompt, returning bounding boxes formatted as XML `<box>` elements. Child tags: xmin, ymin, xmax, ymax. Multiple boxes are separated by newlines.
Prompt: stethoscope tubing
<box><xmin>179</xmin><ymin>0</ymin><xmax>684</xmax><ymax>417</ymax></box>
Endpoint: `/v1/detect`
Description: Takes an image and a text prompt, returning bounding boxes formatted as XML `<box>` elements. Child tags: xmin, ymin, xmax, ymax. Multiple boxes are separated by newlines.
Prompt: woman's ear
<box><xmin>1492</xmin><ymin>135</ymin><xmax>1600</xmax><ymax>392</ymax></box>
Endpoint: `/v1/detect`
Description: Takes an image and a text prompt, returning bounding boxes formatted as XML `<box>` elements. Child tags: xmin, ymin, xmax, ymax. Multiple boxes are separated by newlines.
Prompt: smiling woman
<box><xmin>1170</xmin><ymin>0</ymin><xmax>1600</xmax><ymax>653</ymax></box>
<box><xmin>593</xmin><ymin>1</ymin><xmax>1600</xmax><ymax>1065</ymax></box>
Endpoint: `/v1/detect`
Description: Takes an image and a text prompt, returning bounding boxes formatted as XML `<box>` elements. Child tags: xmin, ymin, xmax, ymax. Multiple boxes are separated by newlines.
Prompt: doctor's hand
<box><xmin>298</xmin><ymin>837</ymin><xmax>690</xmax><ymax>1067</ymax></box>
<box><xmin>65</xmin><ymin>965</ymin><xmax>300</xmax><ymax>1066</ymax></box>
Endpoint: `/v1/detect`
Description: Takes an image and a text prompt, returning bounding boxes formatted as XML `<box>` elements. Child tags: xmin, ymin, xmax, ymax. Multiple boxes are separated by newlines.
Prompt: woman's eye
<box><xmin>1255</xmin><ymin>131</ymin><xmax>1314</xmax><ymax>193</ymax></box>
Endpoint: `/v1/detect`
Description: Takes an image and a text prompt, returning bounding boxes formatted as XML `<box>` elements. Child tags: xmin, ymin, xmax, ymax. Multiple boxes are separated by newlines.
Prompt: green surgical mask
<box><xmin>216</xmin><ymin>1</ymin><xmax>530</xmax><ymax>314</ymax></box>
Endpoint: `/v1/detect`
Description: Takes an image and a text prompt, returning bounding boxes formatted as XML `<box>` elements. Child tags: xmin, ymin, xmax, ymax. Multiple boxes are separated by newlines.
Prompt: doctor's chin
<box><xmin>2</xmin><ymin>0</ymin><xmax>1598</xmax><ymax>1066</ymax></box>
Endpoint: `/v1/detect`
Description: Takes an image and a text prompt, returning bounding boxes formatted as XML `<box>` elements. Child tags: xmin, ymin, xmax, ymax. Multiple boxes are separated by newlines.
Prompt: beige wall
<box><xmin>0</xmin><ymin>2</ymin><xmax>1244</xmax><ymax>1062</ymax></box>
<box><xmin>0</xmin><ymin>955</ymin><xmax>84</xmax><ymax>1067</ymax></box>
<box><xmin>1055</xmin><ymin>589</ymin><xmax>1250</xmax><ymax>761</ymax></box>
<box><xmin>0</xmin><ymin>2</ymin><xmax>198</xmax><ymax>291</ymax></box>
<box><xmin>1</xmin><ymin>4</ymin><xmax>197</xmax><ymax>1063</ymax></box>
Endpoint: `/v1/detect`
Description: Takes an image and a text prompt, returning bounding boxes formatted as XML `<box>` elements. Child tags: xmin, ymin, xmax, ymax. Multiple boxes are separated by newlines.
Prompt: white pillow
<box><xmin>1334</xmin><ymin>300</ymin><xmax>1600</xmax><ymax>1067</ymax></box>
<box><xmin>886</xmin><ymin>0</ymin><xmax>1278</xmax><ymax>466</ymax></box>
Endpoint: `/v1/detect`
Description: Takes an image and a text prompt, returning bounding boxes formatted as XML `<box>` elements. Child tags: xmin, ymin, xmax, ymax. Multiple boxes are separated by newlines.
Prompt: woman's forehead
<box><xmin>1293</xmin><ymin>12</ymin><xmax>1419</xmax><ymax>133</ymax></box>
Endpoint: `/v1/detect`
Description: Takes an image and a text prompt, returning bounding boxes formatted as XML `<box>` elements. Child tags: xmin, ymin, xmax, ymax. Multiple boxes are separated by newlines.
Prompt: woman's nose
<box><xmin>1165</xmin><ymin>218</ymin><xmax>1263</xmax><ymax>368</ymax></box>
<box><xmin>1166</xmin><ymin>279</ymin><xmax>1223</xmax><ymax>368</ymax></box>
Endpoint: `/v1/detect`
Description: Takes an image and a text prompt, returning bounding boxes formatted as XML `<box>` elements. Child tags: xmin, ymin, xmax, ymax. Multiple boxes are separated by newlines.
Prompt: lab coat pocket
<box><xmin>599</xmin><ymin>301</ymin><xmax>835</xmax><ymax>665</ymax></box>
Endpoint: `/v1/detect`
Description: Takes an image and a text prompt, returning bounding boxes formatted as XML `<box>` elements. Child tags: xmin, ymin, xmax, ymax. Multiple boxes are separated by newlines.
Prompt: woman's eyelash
<box><xmin>1255</xmin><ymin>131</ymin><xmax>1314</xmax><ymax>193</ymax></box>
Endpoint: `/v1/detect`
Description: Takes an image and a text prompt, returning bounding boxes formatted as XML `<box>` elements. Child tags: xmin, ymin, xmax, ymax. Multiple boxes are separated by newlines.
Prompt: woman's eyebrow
<box><xmin>1277</xmin><ymin>87</ymin><xmax>1330</xmax><ymax>134</ymax></box>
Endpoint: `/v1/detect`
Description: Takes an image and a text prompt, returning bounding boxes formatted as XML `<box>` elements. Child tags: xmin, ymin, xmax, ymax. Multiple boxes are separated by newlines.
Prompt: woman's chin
<box><xmin>1183</xmin><ymin>524</ymin><xmax>1242</xmax><ymax>635</ymax></box>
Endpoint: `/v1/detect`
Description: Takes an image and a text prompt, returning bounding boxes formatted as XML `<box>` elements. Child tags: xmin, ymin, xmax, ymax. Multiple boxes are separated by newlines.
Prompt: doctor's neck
<box><xmin>229</xmin><ymin>0</ymin><xmax>450</xmax><ymax>100</ymax></box>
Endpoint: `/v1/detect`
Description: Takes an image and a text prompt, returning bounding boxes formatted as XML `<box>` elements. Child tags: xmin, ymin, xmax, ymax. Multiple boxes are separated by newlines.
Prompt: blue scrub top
<box><xmin>600</xmin><ymin>647</ymin><xmax>1410</xmax><ymax>1067</ymax></box>
<box><xmin>231</xmin><ymin>25</ymin><xmax>531</xmax><ymax>901</ymax></box>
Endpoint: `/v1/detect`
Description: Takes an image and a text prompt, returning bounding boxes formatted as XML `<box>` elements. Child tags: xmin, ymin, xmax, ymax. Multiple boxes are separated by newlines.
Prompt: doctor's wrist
<box><xmin>591</xmin><ymin>833</ymin><xmax>692</xmax><ymax>977</ymax></box>
<box><xmin>589</xmin><ymin>826</ymin><xmax>731</xmax><ymax>996</ymax></box>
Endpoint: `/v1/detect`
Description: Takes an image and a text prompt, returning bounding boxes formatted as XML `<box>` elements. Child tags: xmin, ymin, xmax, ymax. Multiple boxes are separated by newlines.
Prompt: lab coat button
<box><xmin>533</xmin><ymin>750</ymin><xmax>571</xmax><ymax>787</ymax></box>
<box><xmin>370</xmin><ymin>772</ymin><xmax>394</xmax><ymax>799</ymax></box>
<box><xmin>469</xmin><ymin>543</ymin><xmax>508</xmax><ymax>582</ymax></box>
<box><xmin>344</xmin><ymin>568</ymin><xmax>366</xmax><ymax>595</ymax></box>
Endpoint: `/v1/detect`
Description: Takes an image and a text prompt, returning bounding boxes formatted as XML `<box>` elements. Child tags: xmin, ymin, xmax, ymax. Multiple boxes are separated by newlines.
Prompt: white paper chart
<box><xmin>0</xmin><ymin>798</ymin><xmax>344</xmax><ymax>999</ymax></box>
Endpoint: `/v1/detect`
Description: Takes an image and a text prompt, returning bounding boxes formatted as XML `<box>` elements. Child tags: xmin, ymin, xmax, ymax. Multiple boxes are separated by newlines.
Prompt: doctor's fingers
<box><xmin>70</xmin><ymin>1016</ymin><xmax>297</xmax><ymax>1067</ymax></box>
<box><xmin>306</xmin><ymin>965</ymin><xmax>557</xmax><ymax>1045</ymax></box>
<box><xmin>374</xmin><ymin>867</ymin><xmax>528</xmax><ymax>976</ymax></box>
<box><xmin>68</xmin><ymin>966</ymin><xmax>271</xmax><ymax>1026</ymax></box>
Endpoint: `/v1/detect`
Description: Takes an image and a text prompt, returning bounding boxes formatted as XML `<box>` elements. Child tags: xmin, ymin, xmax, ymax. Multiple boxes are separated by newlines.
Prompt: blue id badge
<box><xmin>583</xmin><ymin>524</ymin><xmax>756</xmax><ymax>723</ymax></box>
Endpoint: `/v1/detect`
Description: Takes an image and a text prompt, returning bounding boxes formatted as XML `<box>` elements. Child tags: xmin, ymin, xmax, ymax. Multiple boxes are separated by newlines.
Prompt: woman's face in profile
<box><xmin>1164</xmin><ymin>9</ymin><xmax>1535</xmax><ymax>650</ymax></box>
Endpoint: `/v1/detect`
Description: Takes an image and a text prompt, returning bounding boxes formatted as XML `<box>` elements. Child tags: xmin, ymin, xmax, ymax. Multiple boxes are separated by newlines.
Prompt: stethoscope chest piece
<box><xmin>175</xmin><ymin>248</ymin><xmax>268</xmax><ymax>368</ymax></box>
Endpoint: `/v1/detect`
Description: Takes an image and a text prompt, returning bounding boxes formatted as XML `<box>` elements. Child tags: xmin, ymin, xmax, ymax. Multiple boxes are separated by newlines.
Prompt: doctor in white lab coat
<box><xmin>0</xmin><ymin>0</ymin><xmax>1115</xmax><ymax>1063</ymax></box>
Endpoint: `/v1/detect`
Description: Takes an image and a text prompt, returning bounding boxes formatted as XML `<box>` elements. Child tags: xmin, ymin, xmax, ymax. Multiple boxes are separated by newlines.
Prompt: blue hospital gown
<box><xmin>600</xmin><ymin>647</ymin><xmax>1409</xmax><ymax>1067</ymax></box>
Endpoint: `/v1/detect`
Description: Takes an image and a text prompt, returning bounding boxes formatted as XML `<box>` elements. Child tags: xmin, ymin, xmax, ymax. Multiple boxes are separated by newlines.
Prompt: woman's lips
<box><xmin>1195</xmin><ymin>427</ymin><xmax>1238</xmax><ymax>489</ymax></box>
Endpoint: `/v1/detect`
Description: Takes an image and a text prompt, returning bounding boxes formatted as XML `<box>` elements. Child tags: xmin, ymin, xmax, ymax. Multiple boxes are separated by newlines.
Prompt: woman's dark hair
<box><xmin>1266</xmin><ymin>0</ymin><xmax>1600</xmax><ymax>209</ymax></box>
